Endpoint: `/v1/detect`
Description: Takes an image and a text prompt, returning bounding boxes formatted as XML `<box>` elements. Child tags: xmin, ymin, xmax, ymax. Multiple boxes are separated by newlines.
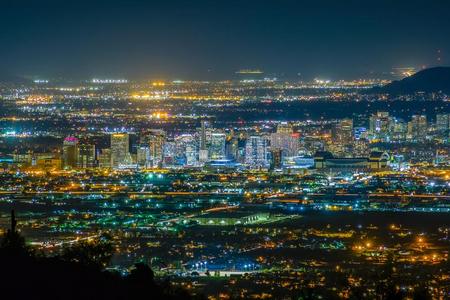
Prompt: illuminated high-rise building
<box><xmin>185</xmin><ymin>144</ymin><xmax>197</xmax><ymax>166</ymax></box>
<box><xmin>163</xmin><ymin>141</ymin><xmax>176</xmax><ymax>166</ymax></box>
<box><xmin>436</xmin><ymin>114</ymin><xmax>449</xmax><ymax>135</ymax></box>
<box><xmin>110</xmin><ymin>133</ymin><xmax>129</xmax><ymax>168</ymax></box>
<box><xmin>198</xmin><ymin>120</ymin><xmax>210</xmax><ymax>162</ymax></box>
<box><xmin>175</xmin><ymin>134</ymin><xmax>198</xmax><ymax>166</ymax></box>
<box><xmin>146</xmin><ymin>130</ymin><xmax>165</xmax><ymax>167</ymax></box>
<box><xmin>225</xmin><ymin>136</ymin><xmax>239</xmax><ymax>160</ymax></box>
<box><xmin>98</xmin><ymin>149</ymin><xmax>111</xmax><ymax>168</ymax></box>
<box><xmin>209</xmin><ymin>133</ymin><xmax>226</xmax><ymax>159</ymax></box>
<box><xmin>330</xmin><ymin>119</ymin><xmax>353</xmax><ymax>157</ymax></box>
<box><xmin>334</xmin><ymin>118</ymin><xmax>353</xmax><ymax>144</ymax></box>
<box><xmin>245</xmin><ymin>135</ymin><xmax>269</xmax><ymax>169</ymax></box>
<box><xmin>200</xmin><ymin>120</ymin><xmax>207</xmax><ymax>150</ymax></box>
<box><xmin>62</xmin><ymin>136</ymin><xmax>79</xmax><ymax>169</ymax></box>
<box><xmin>369</xmin><ymin>112</ymin><xmax>392</xmax><ymax>140</ymax></box>
<box><xmin>77</xmin><ymin>143</ymin><xmax>96</xmax><ymax>168</ymax></box>
<box><xmin>235</xmin><ymin>135</ymin><xmax>247</xmax><ymax>163</ymax></box>
<box><xmin>136</xmin><ymin>144</ymin><xmax>150</xmax><ymax>168</ymax></box>
<box><xmin>408</xmin><ymin>115</ymin><xmax>427</xmax><ymax>141</ymax></box>
<box><xmin>270</xmin><ymin>123</ymin><xmax>300</xmax><ymax>157</ymax></box>
<box><xmin>269</xmin><ymin>148</ymin><xmax>283</xmax><ymax>170</ymax></box>
<box><xmin>196</xmin><ymin>121</ymin><xmax>226</xmax><ymax>163</ymax></box>
<box><xmin>391</xmin><ymin>118</ymin><xmax>407</xmax><ymax>141</ymax></box>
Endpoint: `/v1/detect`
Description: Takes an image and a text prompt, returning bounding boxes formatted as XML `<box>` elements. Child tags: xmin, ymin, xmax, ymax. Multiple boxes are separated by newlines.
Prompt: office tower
<box><xmin>209</xmin><ymin>133</ymin><xmax>226</xmax><ymax>159</ymax></box>
<box><xmin>98</xmin><ymin>149</ymin><xmax>111</xmax><ymax>168</ymax></box>
<box><xmin>245</xmin><ymin>135</ymin><xmax>269</xmax><ymax>169</ymax></box>
<box><xmin>185</xmin><ymin>144</ymin><xmax>197</xmax><ymax>166</ymax></box>
<box><xmin>391</xmin><ymin>118</ymin><xmax>407</xmax><ymax>141</ymax></box>
<box><xmin>62</xmin><ymin>136</ymin><xmax>79</xmax><ymax>169</ymax></box>
<box><xmin>334</xmin><ymin>118</ymin><xmax>353</xmax><ymax>144</ymax></box>
<box><xmin>225</xmin><ymin>136</ymin><xmax>239</xmax><ymax>160</ymax></box>
<box><xmin>270</xmin><ymin>124</ymin><xmax>300</xmax><ymax>157</ymax></box>
<box><xmin>269</xmin><ymin>148</ymin><xmax>283</xmax><ymax>170</ymax></box>
<box><xmin>175</xmin><ymin>134</ymin><xmax>197</xmax><ymax>166</ymax></box>
<box><xmin>408</xmin><ymin>115</ymin><xmax>428</xmax><ymax>141</ymax></box>
<box><xmin>436</xmin><ymin>114</ymin><xmax>449</xmax><ymax>134</ymax></box>
<box><xmin>200</xmin><ymin>120</ymin><xmax>207</xmax><ymax>150</ymax></box>
<box><xmin>369</xmin><ymin>112</ymin><xmax>392</xmax><ymax>140</ymax></box>
<box><xmin>199</xmin><ymin>149</ymin><xmax>209</xmax><ymax>162</ymax></box>
<box><xmin>136</xmin><ymin>144</ymin><xmax>150</xmax><ymax>168</ymax></box>
<box><xmin>199</xmin><ymin>120</ymin><xmax>209</xmax><ymax>162</ymax></box>
<box><xmin>110</xmin><ymin>133</ymin><xmax>129</xmax><ymax>168</ymax></box>
<box><xmin>329</xmin><ymin>119</ymin><xmax>353</xmax><ymax>157</ymax></box>
<box><xmin>163</xmin><ymin>141</ymin><xmax>176</xmax><ymax>166</ymax></box>
<box><xmin>146</xmin><ymin>130</ymin><xmax>165</xmax><ymax>167</ymax></box>
<box><xmin>236</xmin><ymin>135</ymin><xmax>247</xmax><ymax>163</ymax></box>
<box><xmin>77</xmin><ymin>143</ymin><xmax>96</xmax><ymax>168</ymax></box>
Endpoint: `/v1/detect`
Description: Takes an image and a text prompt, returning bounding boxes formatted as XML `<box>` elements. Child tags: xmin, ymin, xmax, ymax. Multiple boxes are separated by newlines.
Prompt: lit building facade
<box><xmin>110</xmin><ymin>133</ymin><xmax>129</xmax><ymax>168</ymax></box>
<box><xmin>62</xmin><ymin>136</ymin><xmax>79</xmax><ymax>169</ymax></box>
<box><xmin>245</xmin><ymin>135</ymin><xmax>269</xmax><ymax>169</ymax></box>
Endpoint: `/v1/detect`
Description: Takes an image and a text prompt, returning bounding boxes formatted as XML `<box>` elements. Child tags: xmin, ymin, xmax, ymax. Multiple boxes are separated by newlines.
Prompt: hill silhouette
<box><xmin>371</xmin><ymin>66</ymin><xmax>450</xmax><ymax>94</ymax></box>
<box><xmin>0</xmin><ymin>210</ymin><xmax>194</xmax><ymax>300</ymax></box>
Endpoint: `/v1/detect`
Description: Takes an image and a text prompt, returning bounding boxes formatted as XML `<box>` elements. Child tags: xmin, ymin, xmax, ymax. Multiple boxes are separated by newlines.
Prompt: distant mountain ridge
<box><xmin>372</xmin><ymin>66</ymin><xmax>450</xmax><ymax>94</ymax></box>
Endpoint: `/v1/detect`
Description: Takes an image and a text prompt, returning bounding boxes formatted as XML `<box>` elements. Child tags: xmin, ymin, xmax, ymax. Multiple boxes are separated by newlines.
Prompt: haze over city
<box><xmin>1</xmin><ymin>0</ymin><xmax>450</xmax><ymax>79</ymax></box>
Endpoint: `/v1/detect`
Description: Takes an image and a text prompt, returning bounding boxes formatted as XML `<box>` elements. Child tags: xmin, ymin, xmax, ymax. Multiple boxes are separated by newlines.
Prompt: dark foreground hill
<box><xmin>371</xmin><ymin>66</ymin><xmax>450</xmax><ymax>94</ymax></box>
<box><xmin>0</xmin><ymin>211</ymin><xmax>194</xmax><ymax>300</ymax></box>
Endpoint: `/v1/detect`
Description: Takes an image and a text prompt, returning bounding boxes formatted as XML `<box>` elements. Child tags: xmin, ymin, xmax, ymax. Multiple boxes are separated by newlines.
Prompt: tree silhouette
<box><xmin>0</xmin><ymin>210</ymin><xmax>31</xmax><ymax>256</ymax></box>
<box><xmin>61</xmin><ymin>234</ymin><xmax>114</xmax><ymax>270</ymax></box>
<box><xmin>127</xmin><ymin>262</ymin><xmax>155</xmax><ymax>284</ymax></box>
<box><xmin>0</xmin><ymin>210</ymin><xmax>193</xmax><ymax>299</ymax></box>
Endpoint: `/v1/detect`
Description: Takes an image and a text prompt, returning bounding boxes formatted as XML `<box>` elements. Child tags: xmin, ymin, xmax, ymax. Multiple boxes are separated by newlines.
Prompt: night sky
<box><xmin>1</xmin><ymin>0</ymin><xmax>450</xmax><ymax>80</ymax></box>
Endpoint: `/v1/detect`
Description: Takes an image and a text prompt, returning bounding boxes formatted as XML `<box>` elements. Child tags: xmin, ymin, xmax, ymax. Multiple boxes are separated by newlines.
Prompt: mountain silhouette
<box><xmin>372</xmin><ymin>66</ymin><xmax>450</xmax><ymax>94</ymax></box>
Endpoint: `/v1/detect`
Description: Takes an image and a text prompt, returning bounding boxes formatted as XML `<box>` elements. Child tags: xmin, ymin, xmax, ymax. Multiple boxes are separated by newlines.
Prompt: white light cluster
<box><xmin>92</xmin><ymin>78</ymin><xmax>128</xmax><ymax>84</ymax></box>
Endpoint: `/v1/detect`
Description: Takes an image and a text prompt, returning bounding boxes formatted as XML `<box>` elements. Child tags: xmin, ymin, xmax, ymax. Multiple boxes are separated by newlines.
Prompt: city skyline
<box><xmin>1</xmin><ymin>1</ymin><xmax>450</xmax><ymax>299</ymax></box>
